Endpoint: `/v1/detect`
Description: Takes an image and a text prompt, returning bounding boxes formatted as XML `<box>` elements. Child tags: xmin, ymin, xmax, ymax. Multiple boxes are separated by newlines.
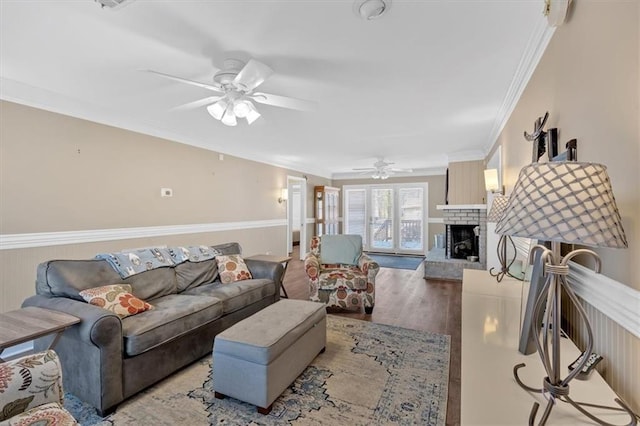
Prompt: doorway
<box><xmin>287</xmin><ymin>176</ymin><xmax>307</xmax><ymax>260</ymax></box>
<box><xmin>343</xmin><ymin>183</ymin><xmax>428</xmax><ymax>255</ymax></box>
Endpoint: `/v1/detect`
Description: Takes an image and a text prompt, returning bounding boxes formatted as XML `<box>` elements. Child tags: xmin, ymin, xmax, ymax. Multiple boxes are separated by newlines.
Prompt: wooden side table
<box><xmin>246</xmin><ymin>254</ymin><xmax>293</xmax><ymax>299</ymax></box>
<box><xmin>0</xmin><ymin>306</ymin><xmax>80</xmax><ymax>361</ymax></box>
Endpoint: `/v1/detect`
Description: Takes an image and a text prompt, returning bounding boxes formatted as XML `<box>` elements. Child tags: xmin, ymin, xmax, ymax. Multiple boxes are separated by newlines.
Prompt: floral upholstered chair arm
<box><xmin>0</xmin><ymin>350</ymin><xmax>78</xmax><ymax>424</ymax></box>
<box><xmin>304</xmin><ymin>252</ymin><xmax>321</xmax><ymax>280</ymax></box>
<box><xmin>358</xmin><ymin>253</ymin><xmax>380</xmax><ymax>281</ymax></box>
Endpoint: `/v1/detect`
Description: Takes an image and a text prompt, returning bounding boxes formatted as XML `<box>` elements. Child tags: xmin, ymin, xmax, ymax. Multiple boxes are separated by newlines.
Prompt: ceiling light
<box><xmin>245</xmin><ymin>103</ymin><xmax>261</xmax><ymax>125</ymax></box>
<box><xmin>233</xmin><ymin>99</ymin><xmax>251</xmax><ymax>118</ymax></box>
<box><xmin>207</xmin><ymin>100</ymin><xmax>227</xmax><ymax>121</ymax></box>
<box><xmin>221</xmin><ymin>107</ymin><xmax>237</xmax><ymax>126</ymax></box>
<box><xmin>354</xmin><ymin>0</ymin><xmax>391</xmax><ymax>20</ymax></box>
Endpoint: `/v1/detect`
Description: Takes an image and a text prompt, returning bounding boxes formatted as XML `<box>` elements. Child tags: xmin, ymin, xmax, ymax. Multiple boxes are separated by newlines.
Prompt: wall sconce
<box><xmin>278</xmin><ymin>188</ymin><xmax>288</xmax><ymax>204</ymax></box>
<box><xmin>484</xmin><ymin>169</ymin><xmax>503</xmax><ymax>194</ymax></box>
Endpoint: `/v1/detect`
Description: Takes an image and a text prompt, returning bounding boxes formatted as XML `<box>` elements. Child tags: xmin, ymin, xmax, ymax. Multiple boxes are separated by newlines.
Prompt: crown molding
<box><xmin>483</xmin><ymin>16</ymin><xmax>556</xmax><ymax>155</ymax></box>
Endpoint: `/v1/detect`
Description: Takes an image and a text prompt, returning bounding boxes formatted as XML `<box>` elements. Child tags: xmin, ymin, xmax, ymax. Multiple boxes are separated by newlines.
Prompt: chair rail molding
<box><xmin>567</xmin><ymin>261</ymin><xmax>640</xmax><ymax>339</ymax></box>
<box><xmin>0</xmin><ymin>219</ymin><xmax>286</xmax><ymax>250</ymax></box>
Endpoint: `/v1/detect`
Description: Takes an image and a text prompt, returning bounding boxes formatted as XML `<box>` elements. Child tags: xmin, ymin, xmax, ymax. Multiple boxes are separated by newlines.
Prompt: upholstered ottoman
<box><xmin>212</xmin><ymin>299</ymin><xmax>326</xmax><ymax>414</ymax></box>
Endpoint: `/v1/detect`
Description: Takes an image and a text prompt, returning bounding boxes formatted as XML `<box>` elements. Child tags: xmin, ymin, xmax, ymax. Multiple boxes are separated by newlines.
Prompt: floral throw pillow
<box><xmin>79</xmin><ymin>284</ymin><xmax>153</xmax><ymax>318</ymax></box>
<box><xmin>216</xmin><ymin>255</ymin><xmax>252</xmax><ymax>284</ymax></box>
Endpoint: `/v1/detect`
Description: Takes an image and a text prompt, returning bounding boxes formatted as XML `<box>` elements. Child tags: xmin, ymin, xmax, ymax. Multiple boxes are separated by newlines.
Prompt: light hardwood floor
<box><xmin>284</xmin><ymin>246</ymin><xmax>461</xmax><ymax>426</ymax></box>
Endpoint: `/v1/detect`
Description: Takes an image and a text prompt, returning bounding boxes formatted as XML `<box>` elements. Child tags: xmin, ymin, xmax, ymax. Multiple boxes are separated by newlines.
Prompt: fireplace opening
<box><xmin>447</xmin><ymin>224</ymin><xmax>479</xmax><ymax>260</ymax></box>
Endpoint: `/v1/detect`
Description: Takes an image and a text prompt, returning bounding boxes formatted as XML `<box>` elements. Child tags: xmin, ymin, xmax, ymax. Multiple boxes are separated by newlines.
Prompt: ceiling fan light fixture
<box><xmin>221</xmin><ymin>107</ymin><xmax>237</xmax><ymax>126</ymax></box>
<box><xmin>207</xmin><ymin>99</ymin><xmax>227</xmax><ymax>120</ymax></box>
<box><xmin>354</xmin><ymin>0</ymin><xmax>391</xmax><ymax>20</ymax></box>
<box><xmin>232</xmin><ymin>99</ymin><xmax>251</xmax><ymax>118</ymax></box>
<box><xmin>245</xmin><ymin>103</ymin><xmax>261</xmax><ymax>124</ymax></box>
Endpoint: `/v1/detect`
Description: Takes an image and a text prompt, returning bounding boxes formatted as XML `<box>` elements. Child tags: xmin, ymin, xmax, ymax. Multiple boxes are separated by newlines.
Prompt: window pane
<box><xmin>399</xmin><ymin>188</ymin><xmax>423</xmax><ymax>250</ymax></box>
<box><xmin>370</xmin><ymin>188</ymin><xmax>393</xmax><ymax>249</ymax></box>
<box><xmin>345</xmin><ymin>189</ymin><xmax>366</xmax><ymax>244</ymax></box>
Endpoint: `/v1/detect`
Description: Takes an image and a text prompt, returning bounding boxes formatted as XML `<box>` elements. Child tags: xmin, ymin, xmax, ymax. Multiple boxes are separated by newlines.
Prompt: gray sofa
<box><xmin>22</xmin><ymin>242</ymin><xmax>283</xmax><ymax>416</ymax></box>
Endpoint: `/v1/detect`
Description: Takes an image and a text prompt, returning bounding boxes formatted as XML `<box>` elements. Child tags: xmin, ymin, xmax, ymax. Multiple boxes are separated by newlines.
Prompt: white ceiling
<box><xmin>0</xmin><ymin>0</ymin><xmax>552</xmax><ymax>179</ymax></box>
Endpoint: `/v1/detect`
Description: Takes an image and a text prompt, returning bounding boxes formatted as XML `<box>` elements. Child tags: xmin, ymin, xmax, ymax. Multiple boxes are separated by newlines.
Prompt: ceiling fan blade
<box><xmin>144</xmin><ymin>70</ymin><xmax>224</xmax><ymax>93</ymax></box>
<box><xmin>352</xmin><ymin>168</ymin><xmax>376</xmax><ymax>171</ymax></box>
<box><xmin>251</xmin><ymin>92</ymin><xmax>317</xmax><ymax>112</ymax></box>
<box><xmin>171</xmin><ymin>96</ymin><xmax>224</xmax><ymax>111</ymax></box>
<box><xmin>233</xmin><ymin>59</ymin><xmax>273</xmax><ymax>92</ymax></box>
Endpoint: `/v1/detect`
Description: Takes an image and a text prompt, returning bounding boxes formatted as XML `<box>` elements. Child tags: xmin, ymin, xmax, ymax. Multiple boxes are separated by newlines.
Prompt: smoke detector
<box><xmin>354</xmin><ymin>0</ymin><xmax>392</xmax><ymax>20</ymax></box>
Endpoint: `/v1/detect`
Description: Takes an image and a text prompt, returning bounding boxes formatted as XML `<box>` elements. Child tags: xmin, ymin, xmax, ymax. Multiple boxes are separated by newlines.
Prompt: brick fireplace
<box><xmin>424</xmin><ymin>204</ymin><xmax>487</xmax><ymax>280</ymax></box>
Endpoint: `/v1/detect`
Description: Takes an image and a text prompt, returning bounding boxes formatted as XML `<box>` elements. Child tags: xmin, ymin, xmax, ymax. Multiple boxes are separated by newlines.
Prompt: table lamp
<box><xmin>487</xmin><ymin>194</ymin><xmax>522</xmax><ymax>282</ymax></box>
<box><xmin>495</xmin><ymin>162</ymin><xmax>635</xmax><ymax>425</ymax></box>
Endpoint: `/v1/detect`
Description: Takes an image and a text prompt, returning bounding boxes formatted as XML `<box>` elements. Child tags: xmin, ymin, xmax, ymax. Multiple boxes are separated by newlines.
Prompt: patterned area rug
<box><xmin>65</xmin><ymin>315</ymin><xmax>450</xmax><ymax>425</ymax></box>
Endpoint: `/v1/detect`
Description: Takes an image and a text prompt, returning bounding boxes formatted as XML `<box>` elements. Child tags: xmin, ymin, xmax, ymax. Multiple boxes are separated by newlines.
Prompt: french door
<box><xmin>343</xmin><ymin>183</ymin><xmax>427</xmax><ymax>254</ymax></box>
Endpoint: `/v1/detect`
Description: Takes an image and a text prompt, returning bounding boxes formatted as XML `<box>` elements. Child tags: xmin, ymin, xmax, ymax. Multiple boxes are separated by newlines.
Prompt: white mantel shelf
<box><xmin>436</xmin><ymin>204</ymin><xmax>487</xmax><ymax>210</ymax></box>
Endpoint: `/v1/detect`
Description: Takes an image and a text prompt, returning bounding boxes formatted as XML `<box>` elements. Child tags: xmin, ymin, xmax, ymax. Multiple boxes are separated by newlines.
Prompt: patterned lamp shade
<box><xmin>487</xmin><ymin>195</ymin><xmax>510</xmax><ymax>223</ymax></box>
<box><xmin>495</xmin><ymin>162</ymin><xmax>627</xmax><ymax>248</ymax></box>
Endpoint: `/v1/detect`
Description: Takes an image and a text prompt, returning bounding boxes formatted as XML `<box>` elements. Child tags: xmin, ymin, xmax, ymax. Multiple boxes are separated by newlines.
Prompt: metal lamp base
<box><xmin>489</xmin><ymin>234</ymin><xmax>524</xmax><ymax>282</ymax></box>
<box><xmin>513</xmin><ymin>243</ymin><xmax>637</xmax><ymax>426</ymax></box>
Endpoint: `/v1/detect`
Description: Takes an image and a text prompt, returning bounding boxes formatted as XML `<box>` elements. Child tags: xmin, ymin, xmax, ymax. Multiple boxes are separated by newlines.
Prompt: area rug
<box><xmin>367</xmin><ymin>253</ymin><xmax>425</xmax><ymax>270</ymax></box>
<box><xmin>65</xmin><ymin>315</ymin><xmax>450</xmax><ymax>425</ymax></box>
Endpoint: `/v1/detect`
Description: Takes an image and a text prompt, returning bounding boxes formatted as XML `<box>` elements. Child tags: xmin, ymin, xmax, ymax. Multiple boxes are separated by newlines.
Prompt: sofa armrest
<box><xmin>244</xmin><ymin>259</ymin><xmax>284</xmax><ymax>284</ymax></box>
<box><xmin>23</xmin><ymin>295</ymin><xmax>122</xmax><ymax>348</ymax></box>
<box><xmin>0</xmin><ymin>350</ymin><xmax>64</xmax><ymax>421</ymax></box>
<box><xmin>358</xmin><ymin>254</ymin><xmax>380</xmax><ymax>281</ymax></box>
<box><xmin>22</xmin><ymin>295</ymin><xmax>124</xmax><ymax>415</ymax></box>
<box><xmin>304</xmin><ymin>253</ymin><xmax>320</xmax><ymax>280</ymax></box>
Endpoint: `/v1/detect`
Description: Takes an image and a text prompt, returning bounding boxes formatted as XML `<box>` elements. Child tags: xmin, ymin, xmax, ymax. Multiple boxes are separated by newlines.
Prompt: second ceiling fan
<box><xmin>353</xmin><ymin>158</ymin><xmax>413</xmax><ymax>179</ymax></box>
<box><xmin>147</xmin><ymin>58</ymin><xmax>316</xmax><ymax>126</ymax></box>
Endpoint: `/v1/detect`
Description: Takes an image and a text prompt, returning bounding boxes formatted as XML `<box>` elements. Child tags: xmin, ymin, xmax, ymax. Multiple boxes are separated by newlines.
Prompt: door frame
<box><xmin>343</xmin><ymin>182</ymin><xmax>429</xmax><ymax>255</ymax></box>
<box><xmin>286</xmin><ymin>175</ymin><xmax>307</xmax><ymax>260</ymax></box>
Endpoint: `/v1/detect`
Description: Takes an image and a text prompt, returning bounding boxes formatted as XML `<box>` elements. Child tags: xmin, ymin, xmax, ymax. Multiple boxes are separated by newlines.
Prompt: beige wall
<box><xmin>494</xmin><ymin>1</ymin><xmax>639</xmax><ymax>290</ymax></box>
<box><xmin>332</xmin><ymin>174</ymin><xmax>446</xmax><ymax>250</ymax></box>
<box><xmin>0</xmin><ymin>100</ymin><xmax>331</xmax><ymax>311</ymax></box>
<box><xmin>447</xmin><ymin>160</ymin><xmax>486</xmax><ymax>205</ymax></box>
<box><xmin>491</xmin><ymin>1</ymin><xmax>640</xmax><ymax>412</ymax></box>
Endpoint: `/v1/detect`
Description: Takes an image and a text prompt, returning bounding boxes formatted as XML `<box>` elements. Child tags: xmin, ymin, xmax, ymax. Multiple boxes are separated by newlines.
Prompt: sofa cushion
<box><xmin>182</xmin><ymin>279</ymin><xmax>275</xmax><ymax>315</ymax></box>
<box><xmin>211</xmin><ymin>242</ymin><xmax>242</xmax><ymax>255</ymax></box>
<box><xmin>121</xmin><ymin>294</ymin><xmax>222</xmax><ymax>356</ymax></box>
<box><xmin>36</xmin><ymin>259</ymin><xmax>176</xmax><ymax>302</ymax></box>
<box><xmin>216</xmin><ymin>255</ymin><xmax>252</xmax><ymax>284</ymax></box>
<box><xmin>79</xmin><ymin>284</ymin><xmax>153</xmax><ymax>318</ymax></box>
<box><xmin>175</xmin><ymin>259</ymin><xmax>218</xmax><ymax>292</ymax></box>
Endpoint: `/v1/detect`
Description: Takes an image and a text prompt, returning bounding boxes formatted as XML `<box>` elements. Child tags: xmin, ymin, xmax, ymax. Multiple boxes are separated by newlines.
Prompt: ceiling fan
<box><xmin>146</xmin><ymin>58</ymin><xmax>316</xmax><ymax>126</ymax></box>
<box><xmin>352</xmin><ymin>158</ymin><xmax>413</xmax><ymax>179</ymax></box>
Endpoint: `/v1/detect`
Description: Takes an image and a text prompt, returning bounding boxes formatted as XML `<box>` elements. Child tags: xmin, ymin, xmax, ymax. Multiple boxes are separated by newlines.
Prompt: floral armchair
<box><xmin>304</xmin><ymin>234</ymin><xmax>379</xmax><ymax>314</ymax></box>
<box><xmin>0</xmin><ymin>350</ymin><xmax>78</xmax><ymax>425</ymax></box>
